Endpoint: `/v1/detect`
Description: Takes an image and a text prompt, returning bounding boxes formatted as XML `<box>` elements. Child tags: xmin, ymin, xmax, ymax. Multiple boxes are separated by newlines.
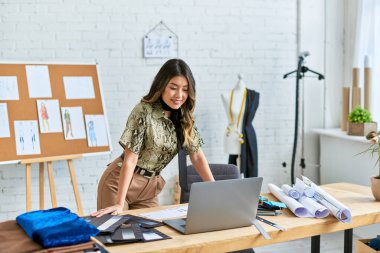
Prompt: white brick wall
<box><xmin>0</xmin><ymin>0</ymin><xmax>338</xmax><ymax>221</ymax></box>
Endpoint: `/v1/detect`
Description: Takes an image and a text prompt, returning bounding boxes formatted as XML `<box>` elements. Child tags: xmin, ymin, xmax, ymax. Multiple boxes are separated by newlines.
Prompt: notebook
<box><xmin>164</xmin><ymin>177</ymin><xmax>263</xmax><ymax>235</ymax></box>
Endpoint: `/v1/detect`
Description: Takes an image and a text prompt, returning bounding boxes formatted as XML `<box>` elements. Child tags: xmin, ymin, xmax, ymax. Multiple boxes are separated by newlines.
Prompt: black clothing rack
<box><xmin>283</xmin><ymin>54</ymin><xmax>325</xmax><ymax>185</ymax></box>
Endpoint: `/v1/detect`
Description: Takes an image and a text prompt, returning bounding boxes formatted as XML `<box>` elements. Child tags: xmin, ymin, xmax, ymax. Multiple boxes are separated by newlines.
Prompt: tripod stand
<box><xmin>283</xmin><ymin>53</ymin><xmax>325</xmax><ymax>185</ymax></box>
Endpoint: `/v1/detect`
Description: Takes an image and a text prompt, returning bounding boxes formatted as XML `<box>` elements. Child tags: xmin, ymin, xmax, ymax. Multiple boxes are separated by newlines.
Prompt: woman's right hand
<box><xmin>91</xmin><ymin>204</ymin><xmax>123</xmax><ymax>217</ymax></box>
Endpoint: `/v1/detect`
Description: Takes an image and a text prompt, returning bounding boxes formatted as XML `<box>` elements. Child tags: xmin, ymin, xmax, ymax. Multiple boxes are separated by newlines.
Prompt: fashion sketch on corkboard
<box><xmin>37</xmin><ymin>100</ymin><xmax>63</xmax><ymax>134</ymax></box>
<box><xmin>14</xmin><ymin>120</ymin><xmax>41</xmax><ymax>155</ymax></box>
<box><xmin>85</xmin><ymin>115</ymin><xmax>109</xmax><ymax>147</ymax></box>
<box><xmin>61</xmin><ymin>107</ymin><xmax>86</xmax><ymax>140</ymax></box>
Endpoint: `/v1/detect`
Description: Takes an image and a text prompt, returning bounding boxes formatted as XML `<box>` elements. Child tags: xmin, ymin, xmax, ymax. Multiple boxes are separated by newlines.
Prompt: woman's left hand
<box><xmin>90</xmin><ymin>204</ymin><xmax>123</xmax><ymax>217</ymax></box>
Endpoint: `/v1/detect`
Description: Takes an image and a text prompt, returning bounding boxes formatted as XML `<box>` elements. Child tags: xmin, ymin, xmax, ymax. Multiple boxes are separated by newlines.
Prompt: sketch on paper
<box><xmin>14</xmin><ymin>120</ymin><xmax>41</xmax><ymax>155</ymax></box>
<box><xmin>0</xmin><ymin>76</ymin><xmax>19</xmax><ymax>100</ymax></box>
<box><xmin>37</xmin><ymin>100</ymin><xmax>63</xmax><ymax>133</ymax></box>
<box><xmin>61</xmin><ymin>107</ymin><xmax>86</xmax><ymax>140</ymax></box>
<box><xmin>63</xmin><ymin>76</ymin><xmax>95</xmax><ymax>99</ymax></box>
<box><xmin>85</xmin><ymin>115</ymin><xmax>109</xmax><ymax>147</ymax></box>
<box><xmin>144</xmin><ymin>35</ymin><xmax>177</xmax><ymax>58</ymax></box>
<box><xmin>0</xmin><ymin>103</ymin><xmax>11</xmax><ymax>138</ymax></box>
<box><xmin>26</xmin><ymin>65</ymin><xmax>52</xmax><ymax>98</ymax></box>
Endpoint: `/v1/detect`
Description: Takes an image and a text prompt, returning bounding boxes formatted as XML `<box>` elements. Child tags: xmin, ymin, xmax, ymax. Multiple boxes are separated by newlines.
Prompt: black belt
<box><xmin>135</xmin><ymin>166</ymin><xmax>160</xmax><ymax>179</ymax></box>
<box><xmin>119</xmin><ymin>153</ymin><xmax>160</xmax><ymax>179</ymax></box>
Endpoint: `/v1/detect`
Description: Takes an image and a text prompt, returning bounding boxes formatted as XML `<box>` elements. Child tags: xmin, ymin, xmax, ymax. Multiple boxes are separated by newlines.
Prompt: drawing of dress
<box><xmin>64</xmin><ymin>109</ymin><xmax>74</xmax><ymax>137</ymax></box>
<box><xmin>88</xmin><ymin>121</ymin><xmax>97</xmax><ymax>146</ymax></box>
<box><xmin>20</xmin><ymin>135</ymin><xmax>24</xmax><ymax>150</ymax></box>
<box><xmin>19</xmin><ymin>122</ymin><xmax>25</xmax><ymax>151</ymax></box>
<box><xmin>40</xmin><ymin>103</ymin><xmax>50</xmax><ymax>131</ymax></box>
<box><xmin>31</xmin><ymin>129</ymin><xmax>36</xmax><ymax>149</ymax></box>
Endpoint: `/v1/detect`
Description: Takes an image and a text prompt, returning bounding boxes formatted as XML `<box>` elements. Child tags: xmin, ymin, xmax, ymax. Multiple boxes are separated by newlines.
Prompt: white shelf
<box><xmin>313</xmin><ymin>128</ymin><xmax>368</xmax><ymax>143</ymax></box>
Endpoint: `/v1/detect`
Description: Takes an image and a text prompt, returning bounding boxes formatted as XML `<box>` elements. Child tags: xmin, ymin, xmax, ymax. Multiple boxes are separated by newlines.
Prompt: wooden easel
<box><xmin>21</xmin><ymin>154</ymin><xmax>83</xmax><ymax>216</ymax></box>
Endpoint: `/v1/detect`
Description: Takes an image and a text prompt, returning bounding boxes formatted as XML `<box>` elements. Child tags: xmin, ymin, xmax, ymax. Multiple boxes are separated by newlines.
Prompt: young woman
<box><xmin>93</xmin><ymin>59</ymin><xmax>215</xmax><ymax>217</ymax></box>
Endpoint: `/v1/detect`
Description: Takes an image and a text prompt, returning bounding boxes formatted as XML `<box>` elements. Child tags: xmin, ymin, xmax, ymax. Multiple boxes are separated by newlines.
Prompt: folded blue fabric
<box><xmin>16</xmin><ymin>207</ymin><xmax>99</xmax><ymax>248</ymax></box>
<box><xmin>368</xmin><ymin>238</ymin><xmax>380</xmax><ymax>251</ymax></box>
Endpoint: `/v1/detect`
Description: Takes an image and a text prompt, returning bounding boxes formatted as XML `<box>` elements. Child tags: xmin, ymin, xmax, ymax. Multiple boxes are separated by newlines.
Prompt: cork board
<box><xmin>0</xmin><ymin>63</ymin><xmax>111</xmax><ymax>164</ymax></box>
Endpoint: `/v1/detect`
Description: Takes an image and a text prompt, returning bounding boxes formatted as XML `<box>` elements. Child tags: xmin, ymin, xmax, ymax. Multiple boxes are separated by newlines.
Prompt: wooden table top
<box><xmin>100</xmin><ymin>183</ymin><xmax>380</xmax><ymax>253</ymax></box>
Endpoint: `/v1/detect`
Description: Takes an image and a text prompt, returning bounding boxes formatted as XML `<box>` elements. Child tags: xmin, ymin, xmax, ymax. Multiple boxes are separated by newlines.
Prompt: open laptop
<box><xmin>164</xmin><ymin>177</ymin><xmax>264</xmax><ymax>235</ymax></box>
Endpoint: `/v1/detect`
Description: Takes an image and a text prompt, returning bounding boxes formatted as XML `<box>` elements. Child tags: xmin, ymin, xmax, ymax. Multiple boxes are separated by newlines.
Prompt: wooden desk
<box><xmin>102</xmin><ymin>183</ymin><xmax>380</xmax><ymax>253</ymax></box>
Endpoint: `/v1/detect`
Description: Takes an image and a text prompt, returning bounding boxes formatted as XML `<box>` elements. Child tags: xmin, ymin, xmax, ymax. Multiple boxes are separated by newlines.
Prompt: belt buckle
<box><xmin>140</xmin><ymin>169</ymin><xmax>154</xmax><ymax>179</ymax></box>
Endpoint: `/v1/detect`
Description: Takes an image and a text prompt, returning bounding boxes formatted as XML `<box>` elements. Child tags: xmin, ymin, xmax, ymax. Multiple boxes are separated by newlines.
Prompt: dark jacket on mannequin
<box><xmin>229</xmin><ymin>89</ymin><xmax>259</xmax><ymax>178</ymax></box>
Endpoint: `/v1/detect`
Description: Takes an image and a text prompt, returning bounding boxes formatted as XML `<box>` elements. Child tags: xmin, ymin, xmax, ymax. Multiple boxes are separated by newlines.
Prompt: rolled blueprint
<box><xmin>302</xmin><ymin>176</ymin><xmax>352</xmax><ymax>223</ymax></box>
<box><xmin>294</xmin><ymin>178</ymin><xmax>315</xmax><ymax>197</ymax></box>
<box><xmin>294</xmin><ymin>178</ymin><xmax>305</xmax><ymax>195</ymax></box>
<box><xmin>298</xmin><ymin>196</ymin><xmax>329</xmax><ymax>218</ymax></box>
<box><xmin>268</xmin><ymin>184</ymin><xmax>311</xmax><ymax>217</ymax></box>
<box><xmin>304</xmin><ymin>187</ymin><xmax>315</xmax><ymax>198</ymax></box>
<box><xmin>281</xmin><ymin>184</ymin><xmax>301</xmax><ymax>199</ymax></box>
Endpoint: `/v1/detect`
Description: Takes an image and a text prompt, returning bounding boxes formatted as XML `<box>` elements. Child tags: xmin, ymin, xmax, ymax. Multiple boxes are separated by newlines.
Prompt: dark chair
<box><xmin>180</xmin><ymin>163</ymin><xmax>255</xmax><ymax>253</ymax></box>
<box><xmin>180</xmin><ymin>163</ymin><xmax>241</xmax><ymax>204</ymax></box>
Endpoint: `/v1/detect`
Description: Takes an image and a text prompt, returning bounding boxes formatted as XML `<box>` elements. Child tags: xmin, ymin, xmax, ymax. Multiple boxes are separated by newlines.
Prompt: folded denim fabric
<box><xmin>16</xmin><ymin>207</ymin><xmax>99</xmax><ymax>248</ymax></box>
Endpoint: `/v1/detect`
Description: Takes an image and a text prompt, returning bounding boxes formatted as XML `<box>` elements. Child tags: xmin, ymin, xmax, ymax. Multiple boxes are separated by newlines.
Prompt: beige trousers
<box><xmin>97</xmin><ymin>157</ymin><xmax>166</xmax><ymax>211</ymax></box>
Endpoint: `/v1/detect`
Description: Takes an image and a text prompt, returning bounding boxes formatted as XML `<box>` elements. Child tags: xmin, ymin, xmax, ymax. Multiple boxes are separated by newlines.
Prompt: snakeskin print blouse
<box><xmin>118</xmin><ymin>101</ymin><xmax>204</xmax><ymax>173</ymax></box>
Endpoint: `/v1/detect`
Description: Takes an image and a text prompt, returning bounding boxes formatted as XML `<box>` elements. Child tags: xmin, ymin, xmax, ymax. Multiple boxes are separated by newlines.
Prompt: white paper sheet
<box><xmin>0</xmin><ymin>103</ymin><xmax>10</xmax><ymax>138</ymax></box>
<box><xmin>61</xmin><ymin>107</ymin><xmax>86</xmax><ymax>140</ymax></box>
<box><xmin>302</xmin><ymin>176</ymin><xmax>352</xmax><ymax>223</ymax></box>
<box><xmin>268</xmin><ymin>184</ymin><xmax>312</xmax><ymax>217</ymax></box>
<box><xmin>143</xmin><ymin>231</ymin><xmax>163</xmax><ymax>240</ymax></box>
<box><xmin>140</xmin><ymin>206</ymin><xmax>188</xmax><ymax>220</ymax></box>
<box><xmin>63</xmin><ymin>76</ymin><xmax>95</xmax><ymax>99</ymax></box>
<box><xmin>26</xmin><ymin>65</ymin><xmax>52</xmax><ymax>98</ymax></box>
<box><xmin>0</xmin><ymin>76</ymin><xmax>19</xmax><ymax>100</ymax></box>
<box><xmin>85</xmin><ymin>115</ymin><xmax>109</xmax><ymax>147</ymax></box>
<box><xmin>14</xmin><ymin>120</ymin><xmax>41</xmax><ymax>155</ymax></box>
<box><xmin>37</xmin><ymin>100</ymin><xmax>63</xmax><ymax>133</ymax></box>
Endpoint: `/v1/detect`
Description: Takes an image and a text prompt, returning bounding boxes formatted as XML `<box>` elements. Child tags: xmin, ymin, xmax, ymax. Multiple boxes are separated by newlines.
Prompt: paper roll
<box><xmin>341</xmin><ymin>87</ymin><xmax>350</xmax><ymax>131</ymax></box>
<box><xmin>352</xmin><ymin>68</ymin><xmax>360</xmax><ymax>88</ymax></box>
<box><xmin>304</xmin><ymin>187</ymin><xmax>315</xmax><ymax>198</ymax></box>
<box><xmin>268</xmin><ymin>184</ymin><xmax>310</xmax><ymax>217</ymax></box>
<box><xmin>364</xmin><ymin>67</ymin><xmax>372</xmax><ymax>112</ymax></box>
<box><xmin>302</xmin><ymin>176</ymin><xmax>352</xmax><ymax>223</ymax></box>
<box><xmin>281</xmin><ymin>184</ymin><xmax>301</xmax><ymax>199</ymax></box>
<box><xmin>351</xmin><ymin>87</ymin><xmax>361</xmax><ymax>110</ymax></box>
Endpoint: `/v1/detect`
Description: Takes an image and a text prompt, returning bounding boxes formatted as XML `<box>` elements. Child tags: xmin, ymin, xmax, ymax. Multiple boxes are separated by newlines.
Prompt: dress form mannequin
<box><xmin>221</xmin><ymin>74</ymin><xmax>247</xmax><ymax>155</ymax></box>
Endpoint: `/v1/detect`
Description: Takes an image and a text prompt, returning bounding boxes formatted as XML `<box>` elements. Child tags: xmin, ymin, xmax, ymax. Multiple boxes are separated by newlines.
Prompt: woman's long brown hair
<box><xmin>142</xmin><ymin>59</ymin><xmax>196</xmax><ymax>148</ymax></box>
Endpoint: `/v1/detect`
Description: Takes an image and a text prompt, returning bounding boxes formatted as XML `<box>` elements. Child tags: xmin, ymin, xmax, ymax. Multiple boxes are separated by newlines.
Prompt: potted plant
<box><xmin>364</xmin><ymin>131</ymin><xmax>380</xmax><ymax>200</ymax></box>
<box><xmin>347</xmin><ymin>107</ymin><xmax>377</xmax><ymax>136</ymax></box>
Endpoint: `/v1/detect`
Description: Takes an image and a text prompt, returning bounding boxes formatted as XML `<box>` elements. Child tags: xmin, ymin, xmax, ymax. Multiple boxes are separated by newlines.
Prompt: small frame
<box><xmin>143</xmin><ymin>21</ymin><xmax>178</xmax><ymax>58</ymax></box>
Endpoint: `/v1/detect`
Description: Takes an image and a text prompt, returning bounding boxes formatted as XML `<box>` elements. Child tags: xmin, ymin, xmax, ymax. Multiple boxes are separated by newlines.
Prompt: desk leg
<box><xmin>311</xmin><ymin>235</ymin><xmax>320</xmax><ymax>253</ymax></box>
<box><xmin>344</xmin><ymin>229</ymin><xmax>353</xmax><ymax>253</ymax></box>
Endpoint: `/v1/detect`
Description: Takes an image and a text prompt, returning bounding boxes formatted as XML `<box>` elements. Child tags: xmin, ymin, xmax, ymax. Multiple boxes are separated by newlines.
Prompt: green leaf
<box><xmin>348</xmin><ymin>106</ymin><xmax>373</xmax><ymax>123</ymax></box>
